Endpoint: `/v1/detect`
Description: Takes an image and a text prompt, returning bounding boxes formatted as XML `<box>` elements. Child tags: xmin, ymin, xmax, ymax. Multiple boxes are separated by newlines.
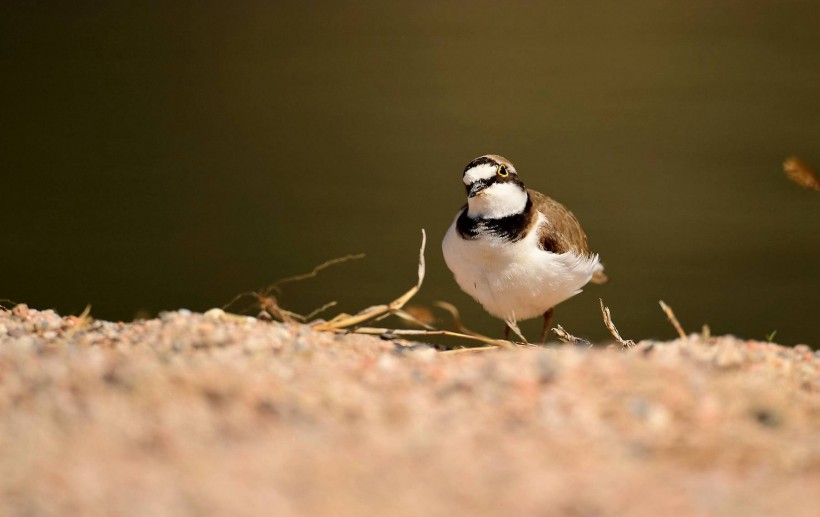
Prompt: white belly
<box><xmin>441</xmin><ymin>212</ymin><xmax>601</xmax><ymax>321</ymax></box>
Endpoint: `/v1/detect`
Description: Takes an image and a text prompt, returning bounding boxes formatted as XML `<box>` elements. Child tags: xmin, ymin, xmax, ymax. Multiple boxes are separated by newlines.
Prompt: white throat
<box><xmin>467</xmin><ymin>183</ymin><xmax>528</xmax><ymax>219</ymax></box>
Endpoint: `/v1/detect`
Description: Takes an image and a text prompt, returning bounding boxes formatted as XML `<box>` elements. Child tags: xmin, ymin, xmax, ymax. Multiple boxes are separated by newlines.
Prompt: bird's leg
<box><xmin>504</xmin><ymin>323</ymin><xmax>511</xmax><ymax>341</ymax></box>
<box><xmin>539</xmin><ymin>308</ymin><xmax>555</xmax><ymax>344</ymax></box>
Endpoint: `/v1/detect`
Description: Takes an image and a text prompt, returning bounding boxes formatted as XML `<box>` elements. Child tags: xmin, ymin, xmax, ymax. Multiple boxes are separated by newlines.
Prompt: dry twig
<box><xmin>599</xmin><ymin>299</ymin><xmax>635</xmax><ymax>349</ymax></box>
<box><xmin>223</xmin><ymin>254</ymin><xmax>364</xmax><ymax>322</ymax></box>
<box><xmin>65</xmin><ymin>304</ymin><xmax>94</xmax><ymax>336</ymax></box>
<box><xmin>302</xmin><ymin>301</ymin><xmax>339</xmax><ymax>321</ymax></box>
<box><xmin>0</xmin><ymin>299</ymin><xmax>20</xmax><ymax>310</ymax></box>
<box><xmin>504</xmin><ymin>316</ymin><xmax>529</xmax><ymax>344</ymax></box>
<box><xmin>273</xmin><ymin>254</ymin><xmax>366</xmax><ymax>289</ymax></box>
<box><xmin>312</xmin><ymin>230</ymin><xmax>427</xmax><ymax>331</ymax></box>
<box><xmin>552</xmin><ymin>324</ymin><xmax>592</xmax><ymax>347</ymax></box>
<box><xmin>310</xmin><ymin>230</ymin><xmax>520</xmax><ymax>349</ymax></box>
<box><xmin>434</xmin><ymin>301</ymin><xmax>485</xmax><ymax>337</ymax></box>
<box><xmin>659</xmin><ymin>300</ymin><xmax>687</xmax><ymax>339</ymax></box>
<box><xmin>225</xmin><ymin>229</ymin><xmax>524</xmax><ymax>350</ymax></box>
<box><xmin>439</xmin><ymin>345</ymin><xmax>500</xmax><ymax>355</ymax></box>
<box><xmin>389</xmin><ymin>309</ymin><xmax>436</xmax><ymax>330</ymax></box>
<box><xmin>333</xmin><ymin>327</ymin><xmax>517</xmax><ymax>349</ymax></box>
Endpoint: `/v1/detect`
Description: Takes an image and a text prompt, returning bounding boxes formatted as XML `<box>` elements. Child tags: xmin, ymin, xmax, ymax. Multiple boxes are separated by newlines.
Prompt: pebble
<box><xmin>536</xmin><ymin>350</ymin><xmax>557</xmax><ymax>382</ymax></box>
<box><xmin>409</xmin><ymin>347</ymin><xmax>437</xmax><ymax>362</ymax></box>
<box><xmin>714</xmin><ymin>343</ymin><xmax>744</xmax><ymax>368</ymax></box>
<box><xmin>12</xmin><ymin>336</ymin><xmax>38</xmax><ymax>350</ymax></box>
<box><xmin>204</xmin><ymin>308</ymin><xmax>226</xmax><ymax>320</ymax></box>
<box><xmin>12</xmin><ymin>304</ymin><xmax>29</xmax><ymax>318</ymax></box>
<box><xmin>377</xmin><ymin>353</ymin><xmax>398</xmax><ymax>372</ymax></box>
<box><xmin>243</xmin><ymin>338</ymin><xmax>269</xmax><ymax>353</ymax></box>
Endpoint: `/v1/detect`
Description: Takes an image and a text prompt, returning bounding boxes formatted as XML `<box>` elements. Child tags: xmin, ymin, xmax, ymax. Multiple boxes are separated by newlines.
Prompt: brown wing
<box><xmin>528</xmin><ymin>189</ymin><xmax>591</xmax><ymax>257</ymax></box>
<box><xmin>529</xmin><ymin>189</ymin><xmax>608</xmax><ymax>283</ymax></box>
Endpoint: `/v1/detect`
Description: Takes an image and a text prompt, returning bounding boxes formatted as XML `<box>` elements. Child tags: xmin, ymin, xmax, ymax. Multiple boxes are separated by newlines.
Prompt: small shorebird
<box><xmin>442</xmin><ymin>154</ymin><xmax>606</xmax><ymax>342</ymax></box>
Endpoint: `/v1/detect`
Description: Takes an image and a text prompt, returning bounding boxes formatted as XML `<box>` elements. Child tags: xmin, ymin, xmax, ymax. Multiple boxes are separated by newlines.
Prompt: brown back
<box><xmin>529</xmin><ymin>189</ymin><xmax>591</xmax><ymax>257</ymax></box>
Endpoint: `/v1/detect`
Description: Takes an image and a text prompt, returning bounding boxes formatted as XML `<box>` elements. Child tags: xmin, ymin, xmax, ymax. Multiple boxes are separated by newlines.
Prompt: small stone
<box><xmin>750</xmin><ymin>407</ymin><xmax>783</xmax><ymax>428</ymax></box>
<box><xmin>204</xmin><ymin>308</ymin><xmax>226</xmax><ymax>320</ymax></box>
<box><xmin>410</xmin><ymin>347</ymin><xmax>437</xmax><ymax>362</ymax></box>
<box><xmin>12</xmin><ymin>304</ymin><xmax>29</xmax><ymax>318</ymax></box>
<box><xmin>377</xmin><ymin>353</ymin><xmax>398</xmax><ymax>372</ymax></box>
<box><xmin>536</xmin><ymin>350</ymin><xmax>557</xmax><ymax>382</ymax></box>
<box><xmin>714</xmin><ymin>343</ymin><xmax>744</xmax><ymax>368</ymax></box>
<box><xmin>243</xmin><ymin>338</ymin><xmax>268</xmax><ymax>353</ymax></box>
<box><xmin>12</xmin><ymin>336</ymin><xmax>38</xmax><ymax>350</ymax></box>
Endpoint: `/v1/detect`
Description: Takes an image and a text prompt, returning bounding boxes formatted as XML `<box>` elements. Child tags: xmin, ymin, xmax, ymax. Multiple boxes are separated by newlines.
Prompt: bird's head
<box><xmin>462</xmin><ymin>154</ymin><xmax>528</xmax><ymax>219</ymax></box>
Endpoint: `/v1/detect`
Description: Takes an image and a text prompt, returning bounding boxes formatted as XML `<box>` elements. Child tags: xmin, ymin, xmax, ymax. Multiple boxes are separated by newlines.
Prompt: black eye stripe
<box><xmin>464</xmin><ymin>177</ymin><xmax>495</xmax><ymax>193</ymax></box>
<box><xmin>465</xmin><ymin>172</ymin><xmax>527</xmax><ymax>194</ymax></box>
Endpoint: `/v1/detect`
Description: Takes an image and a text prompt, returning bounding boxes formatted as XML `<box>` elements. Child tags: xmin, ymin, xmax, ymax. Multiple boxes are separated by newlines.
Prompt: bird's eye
<box><xmin>497</xmin><ymin>165</ymin><xmax>509</xmax><ymax>177</ymax></box>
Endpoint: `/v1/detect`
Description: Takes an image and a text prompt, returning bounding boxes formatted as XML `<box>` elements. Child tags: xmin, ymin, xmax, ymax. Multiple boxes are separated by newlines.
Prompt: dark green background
<box><xmin>3</xmin><ymin>1</ymin><xmax>819</xmax><ymax>345</ymax></box>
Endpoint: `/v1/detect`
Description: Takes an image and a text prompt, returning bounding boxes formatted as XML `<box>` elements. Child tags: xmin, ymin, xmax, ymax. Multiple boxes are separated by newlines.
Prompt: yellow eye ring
<box><xmin>497</xmin><ymin>165</ymin><xmax>509</xmax><ymax>177</ymax></box>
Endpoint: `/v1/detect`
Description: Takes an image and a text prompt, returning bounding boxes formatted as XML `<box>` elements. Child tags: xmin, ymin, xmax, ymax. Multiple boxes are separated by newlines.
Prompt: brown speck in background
<box><xmin>784</xmin><ymin>156</ymin><xmax>820</xmax><ymax>191</ymax></box>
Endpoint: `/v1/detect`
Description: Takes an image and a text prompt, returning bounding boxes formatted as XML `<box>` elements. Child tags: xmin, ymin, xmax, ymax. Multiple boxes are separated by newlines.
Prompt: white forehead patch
<box><xmin>463</xmin><ymin>164</ymin><xmax>498</xmax><ymax>185</ymax></box>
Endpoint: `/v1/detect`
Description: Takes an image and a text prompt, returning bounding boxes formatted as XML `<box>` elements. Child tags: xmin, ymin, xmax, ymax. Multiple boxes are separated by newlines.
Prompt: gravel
<box><xmin>0</xmin><ymin>304</ymin><xmax>818</xmax><ymax>516</ymax></box>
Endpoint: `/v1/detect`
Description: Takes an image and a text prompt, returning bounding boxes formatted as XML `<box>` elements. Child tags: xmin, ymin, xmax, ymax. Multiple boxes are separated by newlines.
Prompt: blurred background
<box><xmin>2</xmin><ymin>1</ymin><xmax>818</xmax><ymax>345</ymax></box>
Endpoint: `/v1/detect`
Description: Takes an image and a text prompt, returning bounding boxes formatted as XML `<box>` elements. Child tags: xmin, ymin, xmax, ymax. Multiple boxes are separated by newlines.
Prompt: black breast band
<box><xmin>455</xmin><ymin>197</ymin><xmax>534</xmax><ymax>242</ymax></box>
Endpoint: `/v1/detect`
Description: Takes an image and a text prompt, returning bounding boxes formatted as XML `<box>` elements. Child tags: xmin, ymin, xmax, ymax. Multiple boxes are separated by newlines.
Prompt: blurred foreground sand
<box><xmin>1</xmin><ymin>305</ymin><xmax>818</xmax><ymax>516</ymax></box>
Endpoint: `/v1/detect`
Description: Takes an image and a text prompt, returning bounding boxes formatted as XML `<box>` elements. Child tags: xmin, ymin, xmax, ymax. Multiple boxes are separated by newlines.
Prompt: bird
<box><xmin>441</xmin><ymin>154</ymin><xmax>606</xmax><ymax>343</ymax></box>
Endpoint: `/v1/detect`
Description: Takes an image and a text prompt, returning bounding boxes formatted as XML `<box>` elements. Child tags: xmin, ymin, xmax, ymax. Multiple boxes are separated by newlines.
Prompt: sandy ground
<box><xmin>0</xmin><ymin>304</ymin><xmax>818</xmax><ymax>517</ymax></box>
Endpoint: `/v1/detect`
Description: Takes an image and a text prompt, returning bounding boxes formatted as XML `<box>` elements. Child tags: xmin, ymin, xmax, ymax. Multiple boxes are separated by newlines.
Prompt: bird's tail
<box><xmin>590</xmin><ymin>262</ymin><xmax>608</xmax><ymax>284</ymax></box>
